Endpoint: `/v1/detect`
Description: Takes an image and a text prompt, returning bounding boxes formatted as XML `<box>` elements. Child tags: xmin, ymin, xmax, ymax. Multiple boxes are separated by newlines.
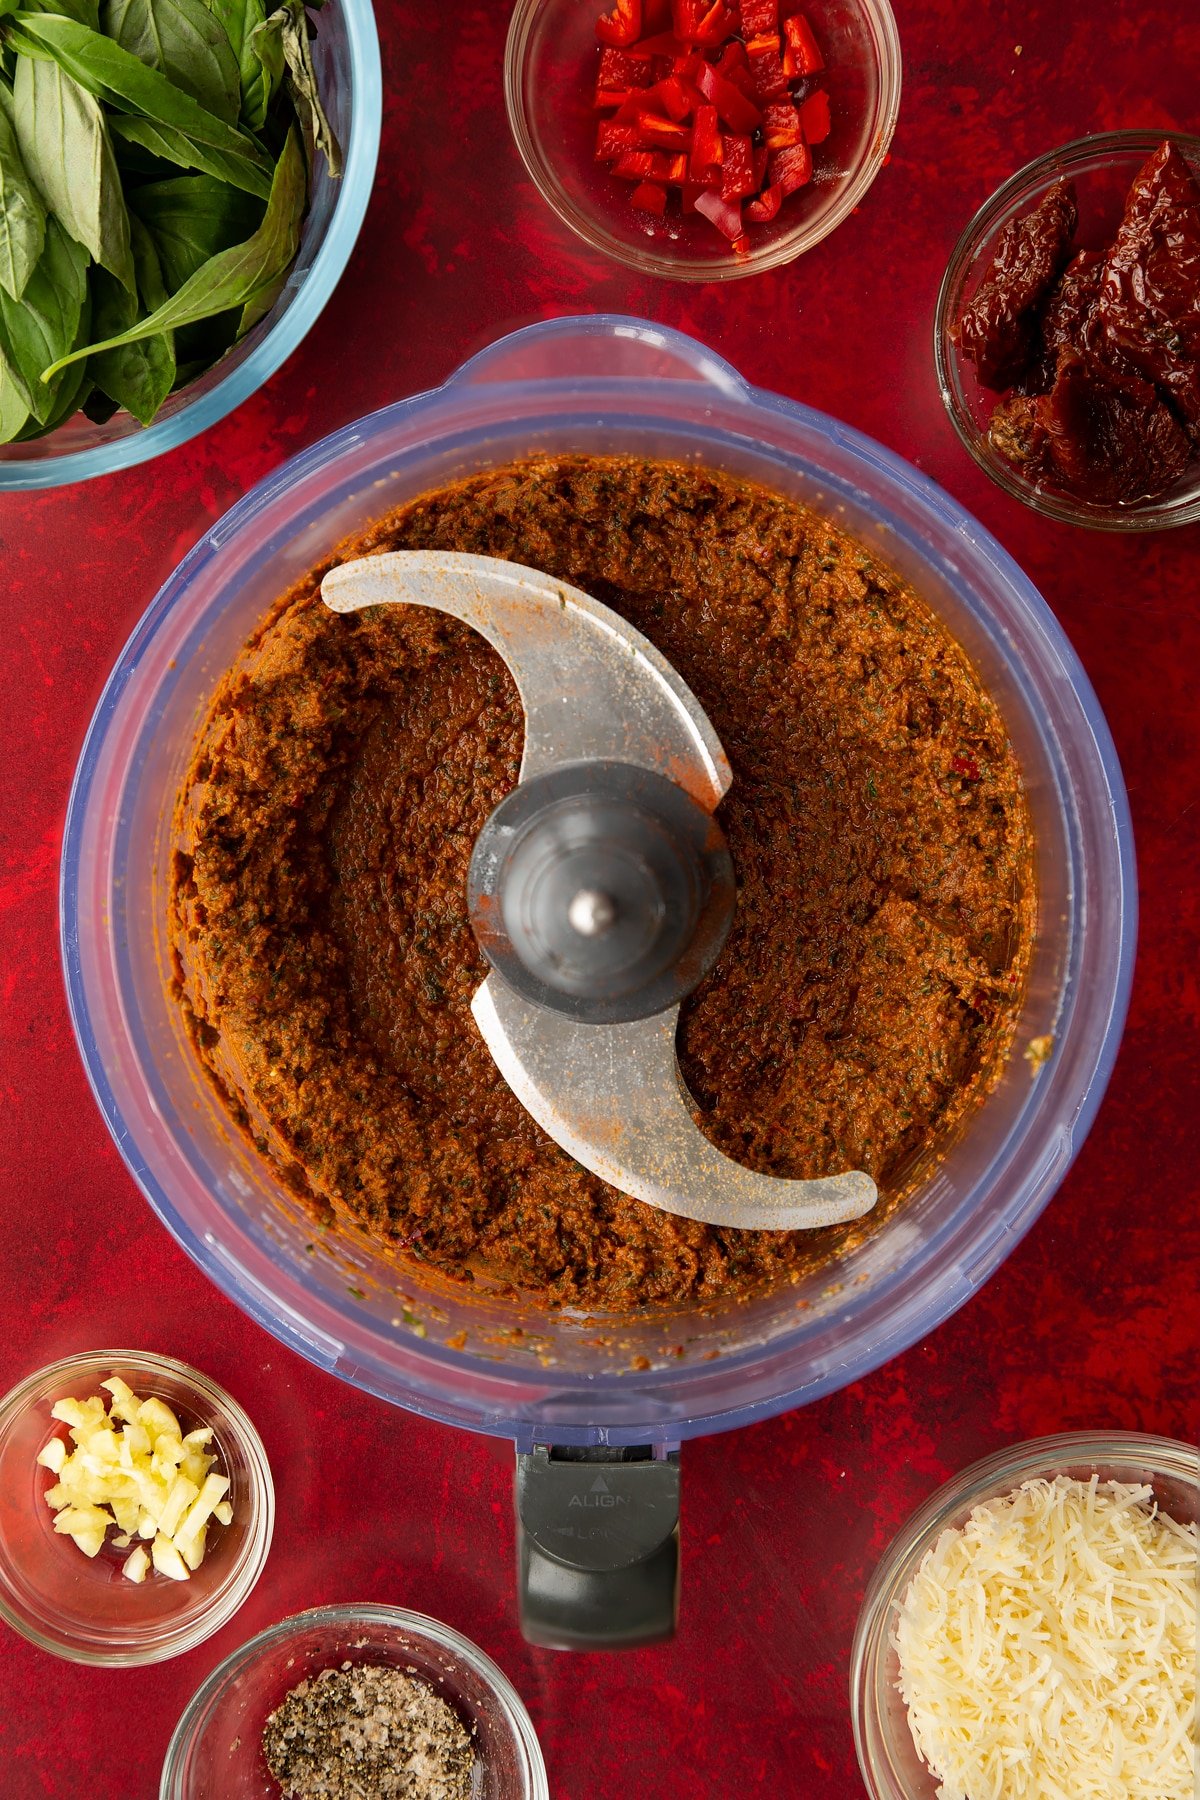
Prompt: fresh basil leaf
<box><xmin>12</xmin><ymin>54</ymin><xmax>134</xmax><ymax>288</ymax></box>
<box><xmin>22</xmin><ymin>0</ymin><xmax>101</xmax><ymax>30</ymax></box>
<box><xmin>131</xmin><ymin>169</ymin><xmax>261</xmax><ymax>288</ymax></box>
<box><xmin>252</xmin><ymin>0</ymin><xmax>338</xmax><ymax>175</ymax></box>
<box><xmin>108</xmin><ymin>110</ymin><xmax>271</xmax><ymax>196</ymax></box>
<box><xmin>206</xmin><ymin>0</ymin><xmax>273</xmax><ymax>130</ymax></box>
<box><xmin>0</xmin><ymin>211</ymin><xmax>87</xmax><ymax>417</ymax></box>
<box><xmin>0</xmin><ymin>76</ymin><xmax>46</xmax><ymax>298</ymax></box>
<box><xmin>7</xmin><ymin>13</ymin><xmax>273</xmax><ymax>168</ymax></box>
<box><xmin>103</xmin><ymin>0</ymin><xmax>238</xmax><ymax>124</ymax></box>
<box><xmin>15</xmin><ymin>283</ymin><xmax>89</xmax><ymax>430</ymax></box>
<box><xmin>88</xmin><ymin>219</ymin><xmax>174</xmax><ymax>421</ymax></box>
<box><xmin>43</xmin><ymin>123</ymin><xmax>303</xmax><ymax>377</ymax></box>
<box><xmin>0</xmin><ymin>347</ymin><xmax>32</xmax><ymax>439</ymax></box>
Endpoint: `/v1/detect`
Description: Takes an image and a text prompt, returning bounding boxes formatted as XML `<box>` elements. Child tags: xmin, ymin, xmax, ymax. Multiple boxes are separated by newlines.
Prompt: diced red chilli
<box><xmin>630</xmin><ymin>28</ymin><xmax>686</xmax><ymax>55</ymax></box>
<box><xmin>745</xmin><ymin>181</ymin><xmax>782</xmax><ymax>219</ymax></box>
<box><xmin>720</xmin><ymin>133</ymin><xmax>757</xmax><ymax>197</ymax></box>
<box><xmin>599</xmin><ymin>46</ymin><xmax>656</xmax><ymax>86</ymax></box>
<box><xmin>635</xmin><ymin>113</ymin><xmax>693</xmax><ymax>147</ymax></box>
<box><xmin>655</xmin><ymin>74</ymin><xmax>696</xmax><ymax>118</ymax></box>
<box><xmin>596</xmin><ymin>0</ymin><xmax>643</xmax><ymax>48</ymax></box>
<box><xmin>596</xmin><ymin>120</ymin><xmax>644</xmax><ymax>158</ymax></box>
<box><xmin>762</xmin><ymin>100</ymin><xmax>802</xmax><ymax>148</ymax></box>
<box><xmin>613</xmin><ymin>149</ymin><xmax>678</xmax><ymax>179</ymax></box>
<box><xmin>689</xmin><ymin>102</ymin><xmax>723</xmax><ymax>179</ymax></box>
<box><xmin>694</xmin><ymin>187</ymin><xmax>744</xmax><ymax>238</ymax></box>
<box><xmin>738</xmin><ymin>0</ymin><xmax>778</xmax><ymax>32</ymax></box>
<box><xmin>630</xmin><ymin>179</ymin><xmax>669</xmax><ymax>214</ymax></box>
<box><xmin>695</xmin><ymin>59</ymin><xmax>762</xmax><ymax>130</ymax></box>
<box><xmin>769</xmin><ymin>139</ymin><xmax>812</xmax><ymax>192</ymax></box>
<box><xmin>782</xmin><ymin>12</ymin><xmax>823</xmax><ymax>72</ymax></box>
<box><xmin>798</xmin><ymin>87</ymin><xmax>830</xmax><ymax>142</ymax></box>
<box><xmin>591</xmin><ymin>0</ymin><xmax>829</xmax><ymax>246</ymax></box>
<box><xmin>745</xmin><ymin>35</ymin><xmax>789</xmax><ymax>99</ymax></box>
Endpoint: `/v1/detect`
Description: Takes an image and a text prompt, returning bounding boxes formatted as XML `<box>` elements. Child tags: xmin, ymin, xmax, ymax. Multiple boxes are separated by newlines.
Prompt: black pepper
<box><xmin>262</xmin><ymin>1661</ymin><xmax>474</xmax><ymax>1799</ymax></box>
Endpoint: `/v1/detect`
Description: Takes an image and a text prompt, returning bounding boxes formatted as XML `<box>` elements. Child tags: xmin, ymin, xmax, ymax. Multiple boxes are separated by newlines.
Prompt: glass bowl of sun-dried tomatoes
<box><xmin>935</xmin><ymin>130</ymin><xmax>1200</xmax><ymax>531</ymax></box>
<box><xmin>505</xmin><ymin>0</ymin><xmax>901</xmax><ymax>280</ymax></box>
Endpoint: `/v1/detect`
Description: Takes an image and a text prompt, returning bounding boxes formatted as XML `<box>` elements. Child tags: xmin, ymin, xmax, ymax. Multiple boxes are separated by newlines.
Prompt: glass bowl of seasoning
<box><xmin>504</xmin><ymin>0</ymin><xmax>901</xmax><ymax>280</ymax></box>
<box><xmin>0</xmin><ymin>1349</ymin><xmax>273</xmax><ymax>1665</ymax></box>
<box><xmin>935</xmin><ymin>130</ymin><xmax>1200</xmax><ymax>530</ymax></box>
<box><xmin>160</xmin><ymin>1603</ymin><xmax>549</xmax><ymax>1799</ymax></box>
<box><xmin>0</xmin><ymin>0</ymin><xmax>381</xmax><ymax>493</ymax></box>
<box><xmin>850</xmin><ymin>1431</ymin><xmax>1200</xmax><ymax>1800</ymax></box>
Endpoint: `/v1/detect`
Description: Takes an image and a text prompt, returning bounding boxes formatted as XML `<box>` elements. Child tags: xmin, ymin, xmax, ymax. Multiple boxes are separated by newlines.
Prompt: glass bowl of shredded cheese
<box><xmin>0</xmin><ymin>1349</ymin><xmax>273</xmax><ymax>1664</ymax></box>
<box><xmin>851</xmin><ymin>1432</ymin><xmax>1199</xmax><ymax>1800</ymax></box>
<box><xmin>160</xmin><ymin>1603</ymin><xmax>549</xmax><ymax>1798</ymax></box>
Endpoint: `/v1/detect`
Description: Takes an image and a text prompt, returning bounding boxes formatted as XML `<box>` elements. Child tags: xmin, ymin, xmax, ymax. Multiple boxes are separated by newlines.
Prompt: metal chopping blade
<box><xmin>322</xmin><ymin>550</ymin><xmax>877</xmax><ymax>1234</ymax></box>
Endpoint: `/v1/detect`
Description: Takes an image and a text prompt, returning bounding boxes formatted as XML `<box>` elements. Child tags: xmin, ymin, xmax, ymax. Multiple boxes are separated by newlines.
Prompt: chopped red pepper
<box><xmin>596</xmin><ymin>119</ymin><xmax>644</xmax><ymax>158</ymax></box>
<box><xmin>738</xmin><ymin>0</ymin><xmax>777</xmax><ymax>31</ymax></box>
<box><xmin>695</xmin><ymin>58</ymin><xmax>762</xmax><ymax>130</ymax></box>
<box><xmin>798</xmin><ymin>87</ymin><xmax>830</xmax><ymax>143</ymax></box>
<box><xmin>656</xmin><ymin>73</ymin><xmax>697</xmax><ymax>118</ymax></box>
<box><xmin>596</xmin><ymin>0</ymin><xmax>643</xmax><ymax>47</ymax></box>
<box><xmin>762</xmin><ymin>100</ymin><xmax>802</xmax><ymax>148</ymax></box>
<box><xmin>951</xmin><ymin>754</ymin><xmax>982</xmax><ymax>781</ymax></box>
<box><xmin>613</xmin><ymin>149</ymin><xmax>678</xmax><ymax>180</ymax></box>
<box><xmin>720</xmin><ymin>132</ymin><xmax>757</xmax><ymax>198</ymax></box>
<box><xmin>635</xmin><ymin>112</ymin><xmax>693</xmax><ymax>148</ymax></box>
<box><xmin>745</xmin><ymin>34</ymin><xmax>789</xmax><ymax>99</ymax></box>
<box><xmin>629</xmin><ymin>28</ymin><xmax>686</xmax><ymax>55</ymax></box>
<box><xmin>630</xmin><ymin>179</ymin><xmax>669</xmax><ymax>214</ymax></box>
<box><xmin>769</xmin><ymin>139</ymin><xmax>812</xmax><ymax>193</ymax></box>
<box><xmin>782</xmin><ymin>12</ymin><xmax>823</xmax><ymax>73</ymax></box>
<box><xmin>590</xmin><ymin>0</ymin><xmax>829</xmax><ymax>247</ymax></box>
<box><xmin>689</xmin><ymin>102</ymin><xmax>723</xmax><ymax>180</ymax></box>
<box><xmin>745</xmin><ymin>181</ymin><xmax>782</xmax><ymax>220</ymax></box>
<box><xmin>692</xmin><ymin>1</ymin><xmax>737</xmax><ymax>46</ymax></box>
<box><xmin>599</xmin><ymin>45</ymin><xmax>656</xmax><ymax>87</ymax></box>
<box><xmin>694</xmin><ymin>187</ymin><xmax>743</xmax><ymax>238</ymax></box>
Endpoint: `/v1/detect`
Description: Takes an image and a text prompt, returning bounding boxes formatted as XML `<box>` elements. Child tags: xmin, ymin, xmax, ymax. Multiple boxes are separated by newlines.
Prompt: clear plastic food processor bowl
<box><xmin>61</xmin><ymin>316</ymin><xmax>1135</xmax><ymax>1449</ymax></box>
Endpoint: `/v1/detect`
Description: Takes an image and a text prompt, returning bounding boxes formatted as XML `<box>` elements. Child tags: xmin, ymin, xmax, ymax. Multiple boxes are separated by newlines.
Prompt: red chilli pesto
<box><xmin>169</xmin><ymin>457</ymin><xmax>1034</xmax><ymax>1313</ymax></box>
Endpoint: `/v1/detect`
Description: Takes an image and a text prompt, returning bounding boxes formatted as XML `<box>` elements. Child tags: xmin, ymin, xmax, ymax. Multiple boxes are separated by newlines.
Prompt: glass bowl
<box><xmin>0</xmin><ymin>1350</ymin><xmax>274</xmax><ymax>1665</ymax></box>
<box><xmin>61</xmin><ymin>315</ymin><xmax>1134</xmax><ymax>1448</ymax></box>
<box><xmin>160</xmin><ymin>1603</ymin><xmax>550</xmax><ymax>1798</ymax></box>
<box><xmin>851</xmin><ymin>1431</ymin><xmax>1200</xmax><ymax>1800</ymax></box>
<box><xmin>935</xmin><ymin>130</ymin><xmax>1200</xmax><ymax>531</ymax></box>
<box><xmin>0</xmin><ymin>0</ymin><xmax>381</xmax><ymax>492</ymax></box>
<box><xmin>505</xmin><ymin>0</ymin><xmax>901</xmax><ymax>280</ymax></box>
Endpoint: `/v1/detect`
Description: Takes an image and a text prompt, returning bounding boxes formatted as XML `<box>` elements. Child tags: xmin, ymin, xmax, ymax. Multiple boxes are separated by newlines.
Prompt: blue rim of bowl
<box><xmin>0</xmin><ymin>0</ymin><xmax>382</xmax><ymax>493</ymax></box>
<box><xmin>60</xmin><ymin>316</ymin><xmax>1137</xmax><ymax>1443</ymax></box>
<box><xmin>159</xmin><ymin>1603</ymin><xmax>550</xmax><ymax>1799</ymax></box>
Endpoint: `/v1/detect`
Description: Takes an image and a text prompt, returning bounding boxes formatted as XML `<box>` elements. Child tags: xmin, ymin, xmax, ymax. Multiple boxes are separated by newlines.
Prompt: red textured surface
<box><xmin>1</xmin><ymin>3</ymin><xmax>1198</xmax><ymax>1796</ymax></box>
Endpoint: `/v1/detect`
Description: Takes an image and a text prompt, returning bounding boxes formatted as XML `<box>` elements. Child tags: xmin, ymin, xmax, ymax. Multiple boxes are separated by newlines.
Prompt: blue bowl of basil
<box><xmin>0</xmin><ymin>0</ymin><xmax>380</xmax><ymax>488</ymax></box>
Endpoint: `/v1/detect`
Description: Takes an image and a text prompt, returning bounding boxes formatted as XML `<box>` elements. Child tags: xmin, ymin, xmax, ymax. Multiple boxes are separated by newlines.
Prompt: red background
<box><xmin>1</xmin><ymin>2</ymin><xmax>1197</xmax><ymax>1795</ymax></box>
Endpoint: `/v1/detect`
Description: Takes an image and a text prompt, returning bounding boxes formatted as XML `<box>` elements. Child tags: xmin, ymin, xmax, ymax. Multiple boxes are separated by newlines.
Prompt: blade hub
<box><xmin>468</xmin><ymin>763</ymin><xmax>735</xmax><ymax>1024</ymax></box>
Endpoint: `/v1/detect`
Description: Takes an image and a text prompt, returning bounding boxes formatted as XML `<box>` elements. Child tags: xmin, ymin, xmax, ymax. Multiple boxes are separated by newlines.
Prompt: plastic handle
<box><xmin>449</xmin><ymin>313</ymin><xmax>750</xmax><ymax>399</ymax></box>
<box><xmin>515</xmin><ymin>1444</ymin><xmax>680</xmax><ymax>1649</ymax></box>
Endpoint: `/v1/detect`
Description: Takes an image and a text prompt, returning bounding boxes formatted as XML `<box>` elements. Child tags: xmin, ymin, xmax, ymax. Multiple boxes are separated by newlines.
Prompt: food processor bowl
<box><xmin>62</xmin><ymin>315</ymin><xmax>1134</xmax><ymax>1450</ymax></box>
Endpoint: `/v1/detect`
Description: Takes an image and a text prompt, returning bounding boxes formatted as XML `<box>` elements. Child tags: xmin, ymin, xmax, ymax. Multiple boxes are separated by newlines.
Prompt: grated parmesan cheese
<box><xmin>892</xmin><ymin>1475</ymin><xmax>1198</xmax><ymax>1800</ymax></box>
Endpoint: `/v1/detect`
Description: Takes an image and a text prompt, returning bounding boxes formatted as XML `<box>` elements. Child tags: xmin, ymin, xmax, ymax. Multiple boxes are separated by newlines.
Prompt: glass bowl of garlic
<box><xmin>0</xmin><ymin>1349</ymin><xmax>273</xmax><ymax>1664</ymax></box>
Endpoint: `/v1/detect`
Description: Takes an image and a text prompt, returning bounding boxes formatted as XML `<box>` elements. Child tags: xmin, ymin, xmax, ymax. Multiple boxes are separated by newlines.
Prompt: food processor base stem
<box><xmin>515</xmin><ymin>1445</ymin><xmax>680</xmax><ymax>1649</ymax></box>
